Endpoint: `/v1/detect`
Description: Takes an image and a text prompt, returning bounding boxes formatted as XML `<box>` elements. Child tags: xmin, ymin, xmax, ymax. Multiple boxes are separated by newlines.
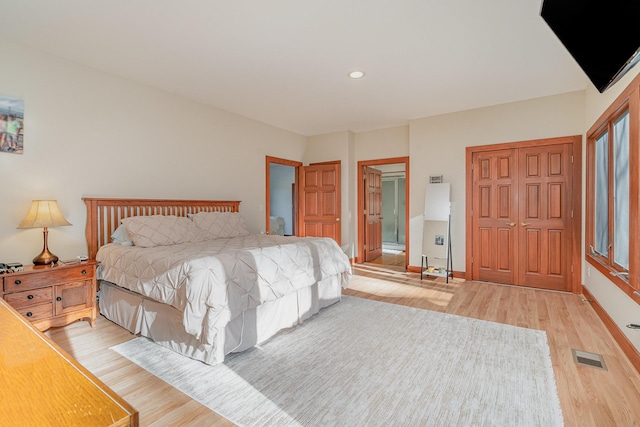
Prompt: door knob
<box><xmin>521</xmin><ymin>222</ymin><xmax>530</xmax><ymax>227</ymax></box>
<box><xmin>506</xmin><ymin>222</ymin><xmax>516</xmax><ymax>227</ymax></box>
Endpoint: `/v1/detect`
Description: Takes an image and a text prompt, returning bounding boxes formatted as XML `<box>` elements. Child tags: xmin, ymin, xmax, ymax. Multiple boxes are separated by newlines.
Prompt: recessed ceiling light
<box><xmin>348</xmin><ymin>70</ymin><xmax>365</xmax><ymax>79</ymax></box>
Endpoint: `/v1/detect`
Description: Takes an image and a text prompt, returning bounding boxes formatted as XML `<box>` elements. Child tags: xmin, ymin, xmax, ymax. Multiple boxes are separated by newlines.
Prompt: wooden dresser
<box><xmin>0</xmin><ymin>297</ymin><xmax>138</xmax><ymax>426</ymax></box>
<box><xmin>1</xmin><ymin>261</ymin><xmax>98</xmax><ymax>331</ymax></box>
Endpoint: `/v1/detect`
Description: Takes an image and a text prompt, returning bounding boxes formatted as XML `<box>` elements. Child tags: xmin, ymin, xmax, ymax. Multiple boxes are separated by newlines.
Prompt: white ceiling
<box><xmin>0</xmin><ymin>0</ymin><xmax>588</xmax><ymax>136</ymax></box>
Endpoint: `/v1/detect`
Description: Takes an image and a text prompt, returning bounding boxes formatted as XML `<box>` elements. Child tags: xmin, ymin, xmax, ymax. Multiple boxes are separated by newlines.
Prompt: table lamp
<box><xmin>17</xmin><ymin>200</ymin><xmax>72</xmax><ymax>265</ymax></box>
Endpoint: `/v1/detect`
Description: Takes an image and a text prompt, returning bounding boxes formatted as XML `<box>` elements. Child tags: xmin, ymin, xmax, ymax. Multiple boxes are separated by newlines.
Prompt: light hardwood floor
<box><xmin>46</xmin><ymin>264</ymin><xmax>640</xmax><ymax>426</ymax></box>
<box><xmin>367</xmin><ymin>250</ymin><xmax>406</xmax><ymax>268</ymax></box>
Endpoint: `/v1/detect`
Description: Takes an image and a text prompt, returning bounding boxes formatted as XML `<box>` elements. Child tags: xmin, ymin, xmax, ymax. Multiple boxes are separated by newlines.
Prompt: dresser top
<box><xmin>8</xmin><ymin>259</ymin><xmax>99</xmax><ymax>275</ymax></box>
<box><xmin>0</xmin><ymin>298</ymin><xmax>136</xmax><ymax>426</ymax></box>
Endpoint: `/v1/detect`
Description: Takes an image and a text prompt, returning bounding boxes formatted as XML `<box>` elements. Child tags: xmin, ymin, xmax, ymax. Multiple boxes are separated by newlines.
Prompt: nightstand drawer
<box><xmin>15</xmin><ymin>302</ymin><xmax>53</xmax><ymax>321</ymax></box>
<box><xmin>4</xmin><ymin>287</ymin><xmax>53</xmax><ymax>309</ymax></box>
<box><xmin>3</xmin><ymin>266</ymin><xmax>94</xmax><ymax>293</ymax></box>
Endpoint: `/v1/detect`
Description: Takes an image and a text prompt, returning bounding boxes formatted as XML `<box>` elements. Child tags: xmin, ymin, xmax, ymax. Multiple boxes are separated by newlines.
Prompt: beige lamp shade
<box><xmin>17</xmin><ymin>200</ymin><xmax>72</xmax><ymax>229</ymax></box>
<box><xmin>17</xmin><ymin>200</ymin><xmax>72</xmax><ymax>265</ymax></box>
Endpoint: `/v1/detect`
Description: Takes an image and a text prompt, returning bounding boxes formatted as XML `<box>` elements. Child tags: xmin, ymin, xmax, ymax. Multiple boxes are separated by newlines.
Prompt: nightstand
<box><xmin>1</xmin><ymin>260</ymin><xmax>98</xmax><ymax>331</ymax></box>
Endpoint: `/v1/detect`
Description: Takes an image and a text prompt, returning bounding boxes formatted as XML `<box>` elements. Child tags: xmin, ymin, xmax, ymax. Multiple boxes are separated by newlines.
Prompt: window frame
<box><xmin>586</xmin><ymin>74</ymin><xmax>640</xmax><ymax>303</ymax></box>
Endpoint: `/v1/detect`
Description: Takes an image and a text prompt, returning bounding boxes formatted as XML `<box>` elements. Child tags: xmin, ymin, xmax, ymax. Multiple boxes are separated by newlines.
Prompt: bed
<box><xmin>83</xmin><ymin>197</ymin><xmax>352</xmax><ymax>365</ymax></box>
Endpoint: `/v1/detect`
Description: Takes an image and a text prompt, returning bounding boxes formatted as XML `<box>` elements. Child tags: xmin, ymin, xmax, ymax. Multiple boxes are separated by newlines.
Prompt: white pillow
<box><xmin>121</xmin><ymin>215</ymin><xmax>204</xmax><ymax>248</ymax></box>
<box><xmin>190</xmin><ymin>211</ymin><xmax>250</xmax><ymax>239</ymax></box>
<box><xmin>111</xmin><ymin>224</ymin><xmax>134</xmax><ymax>246</ymax></box>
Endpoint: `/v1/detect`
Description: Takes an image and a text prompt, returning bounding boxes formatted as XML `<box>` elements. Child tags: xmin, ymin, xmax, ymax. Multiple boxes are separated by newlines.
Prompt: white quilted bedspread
<box><xmin>96</xmin><ymin>234</ymin><xmax>352</xmax><ymax>344</ymax></box>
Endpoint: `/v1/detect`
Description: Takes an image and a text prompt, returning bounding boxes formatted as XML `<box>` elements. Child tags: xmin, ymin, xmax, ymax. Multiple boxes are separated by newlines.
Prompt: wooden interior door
<box><xmin>517</xmin><ymin>144</ymin><xmax>573</xmax><ymax>291</ymax></box>
<box><xmin>299</xmin><ymin>162</ymin><xmax>341</xmax><ymax>245</ymax></box>
<box><xmin>364</xmin><ymin>166</ymin><xmax>383</xmax><ymax>261</ymax></box>
<box><xmin>470</xmin><ymin>142</ymin><xmax>574</xmax><ymax>291</ymax></box>
<box><xmin>472</xmin><ymin>149</ymin><xmax>518</xmax><ymax>285</ymax></box>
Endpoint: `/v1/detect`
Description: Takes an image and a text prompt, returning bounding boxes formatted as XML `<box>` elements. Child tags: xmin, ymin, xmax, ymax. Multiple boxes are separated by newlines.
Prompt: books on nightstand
<box><xmin>0</xmin><ymin>263</ymin><xmax>23</xmax><ymax>274</ymax></box>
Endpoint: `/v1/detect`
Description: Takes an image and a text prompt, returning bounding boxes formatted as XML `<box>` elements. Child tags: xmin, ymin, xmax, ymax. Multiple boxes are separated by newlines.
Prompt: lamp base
<box><xmin>32</xmin><ymin>227</ymin><xmax>58</xmax><ymax>265</ymax></box>
<box><xmin>33</xmin><ymin>249</ymin><xmax>58</xmax><ymax>265</ymax></box>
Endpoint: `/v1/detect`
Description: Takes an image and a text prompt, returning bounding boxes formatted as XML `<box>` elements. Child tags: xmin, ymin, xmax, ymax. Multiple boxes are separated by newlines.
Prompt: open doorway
<box><xmin>266</xmin><ymin>156</ymin><xmax>301</xmax><ymax>235</ymax></box>
<box><xmin>357</xmin><ymin>157</ymin><xmax>410</xmax><ymax>269</ymax></box>
<box><xmin>382</xmin><ymin>172</ymin><xmax>406</xmax><ymax>253</ymax></box>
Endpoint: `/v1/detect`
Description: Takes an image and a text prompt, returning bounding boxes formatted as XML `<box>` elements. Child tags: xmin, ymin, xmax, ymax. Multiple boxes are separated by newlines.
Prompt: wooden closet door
<box><xmin>471</xmin><ymin>143</ymin><xmax>574</xmax><ymax>291</ymax></box>
<box><xmin>472</xmin><ymin>149</ymin><xmax>519</xmax><ymax>285</ymax></box>
<box><xmin>517</xmin><ymin>144</ymin><xmax>573</xmax><ymax>291</ymax></box>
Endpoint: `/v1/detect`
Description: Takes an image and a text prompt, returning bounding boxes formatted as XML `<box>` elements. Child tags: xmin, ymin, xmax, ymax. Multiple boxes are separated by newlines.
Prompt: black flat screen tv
<box><xmin>541</xmin><ymin>0</ymin><xmax>640</xmax><ymax>93</ymax></box>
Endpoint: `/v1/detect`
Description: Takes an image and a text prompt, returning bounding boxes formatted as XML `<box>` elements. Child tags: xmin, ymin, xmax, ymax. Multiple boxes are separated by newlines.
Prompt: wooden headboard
<box><xmin>83</xmin><ymin>197</ymin><xmax>241</xmax><ymax>260</ymax></box>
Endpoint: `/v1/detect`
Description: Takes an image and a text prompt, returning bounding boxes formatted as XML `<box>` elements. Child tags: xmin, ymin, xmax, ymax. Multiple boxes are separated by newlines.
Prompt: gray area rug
<box><xmin>111</xmin><ymin>296</ymin><xmax>564</xmax><ymax>426</ymax></box>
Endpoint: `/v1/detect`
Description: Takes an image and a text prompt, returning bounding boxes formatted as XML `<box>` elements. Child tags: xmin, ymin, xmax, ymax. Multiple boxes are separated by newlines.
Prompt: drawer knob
<box><xmin>14</xmin><ymin>279</ymin><xmax>22</xmax><ymax>285</ymax></box>
<box><xmin>81</xmin><ymin>270</ymin><xmax>87</xmax><ymax>275</ymax></box>
<box><xmin>56</xmin><ymin>297</ymin><xmax>62</xmax><ymax>302</ymax></box>
<box><xmin>27</xmin><ymin>294</ymin><xmax>34</xmax><ymax>300</ymax></box>
<box><xmin>26</xmin><ymin>312</ymin><xmax>33</xmax><ymax>317</ymax></box>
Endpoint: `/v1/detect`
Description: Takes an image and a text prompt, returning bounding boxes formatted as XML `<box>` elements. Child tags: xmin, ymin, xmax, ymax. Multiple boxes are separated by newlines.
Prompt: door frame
<box><xmin>357</xmin><ymin>156</ymin><xmax>410</xmax><ymax>268</ymax></box>
<box><xmin>265</xmin><ymin>156</ymin><xmax>302</xmax><ymax>235</ymax></box>
<box><xmin>381</xmin><ymin>175</ymin><xmax>404</xmax><ymax>245</ymax></box>
<box><xmin>464</xmin><ymin>136</ymin><xmax>582</xmax><ymax>293</ymax></box>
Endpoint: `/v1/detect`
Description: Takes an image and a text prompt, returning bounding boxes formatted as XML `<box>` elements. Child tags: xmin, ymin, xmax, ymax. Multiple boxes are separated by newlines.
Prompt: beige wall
<box><xmin>0</xmin><ymin>40</ymin><xmax>306</xmax><ymax>263</ymax></box>
<box><xmin>582</xmin><ymin>67</ymin><xmax>640</xmax><ymax>352</ymax></box>
<box><xmin>354</xmin><ymin>126</ymin><xmax>409</xmax><ymax>161</ymax></box>
<box><xmin>408</xmin><ymin>91</ymin><xmax>586</xmax><ymax>269</ymax></box>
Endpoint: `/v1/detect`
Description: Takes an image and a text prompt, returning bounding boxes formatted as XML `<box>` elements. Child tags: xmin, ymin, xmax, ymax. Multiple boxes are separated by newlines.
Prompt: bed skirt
<box><xmin>99</xmin><ymin>275</ymin><xmax>343</xmax><ymax>365</ymax></box>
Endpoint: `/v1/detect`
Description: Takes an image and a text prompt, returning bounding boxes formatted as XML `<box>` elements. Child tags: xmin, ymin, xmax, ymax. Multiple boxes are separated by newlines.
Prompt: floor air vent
<box><xmin>572</xmin><ymin>349</ymin><xmax>607</xmax><ymax>371</ymax></box>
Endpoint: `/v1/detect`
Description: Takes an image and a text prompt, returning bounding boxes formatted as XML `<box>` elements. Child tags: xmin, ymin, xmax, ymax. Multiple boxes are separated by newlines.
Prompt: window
<box><xmin>589</xmin><ymin>109</ymin><xmax>630</xmax><ymax>273</ymax></box>
<box><xmin>593</xmin><ymin>131</ymin><xmax>608</xmax><ymax>257</ymax></box>
<box><xmin>586</xmin><ymin>75</ymin><xmax>640</xmax><ymax>299</ymax></box>
<box><xmin>592</xmin><ymin>110</ymin><xmax>630</xmax><ymax>268</ymax></box>
<box><xmin>613</xmin><ymin>111</ymin><xmax>629</xmax><ymax>270</ymax></box>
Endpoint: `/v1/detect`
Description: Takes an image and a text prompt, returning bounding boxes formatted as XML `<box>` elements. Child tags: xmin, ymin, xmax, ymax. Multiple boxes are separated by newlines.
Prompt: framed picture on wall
<box><xmin>0</xmin><ymin>95</ymin><xmax>24</xmax><ymax>155</ymax></box>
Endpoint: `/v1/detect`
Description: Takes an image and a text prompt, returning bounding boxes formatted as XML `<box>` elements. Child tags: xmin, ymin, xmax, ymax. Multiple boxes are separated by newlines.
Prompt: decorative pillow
<box><xmin>111</xmin><ymin>224</ymin><xmax>134</xmax><ymax>246</ymax></box>
<box><xmin>121</xmin><ymin>215</ymin><xmax>204</xmax><ymax>248</ymax></box>
<box><xmin>190</xmin><ymin>211</ymin><xmax>250</xmax><ymax>239</ymax></box>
